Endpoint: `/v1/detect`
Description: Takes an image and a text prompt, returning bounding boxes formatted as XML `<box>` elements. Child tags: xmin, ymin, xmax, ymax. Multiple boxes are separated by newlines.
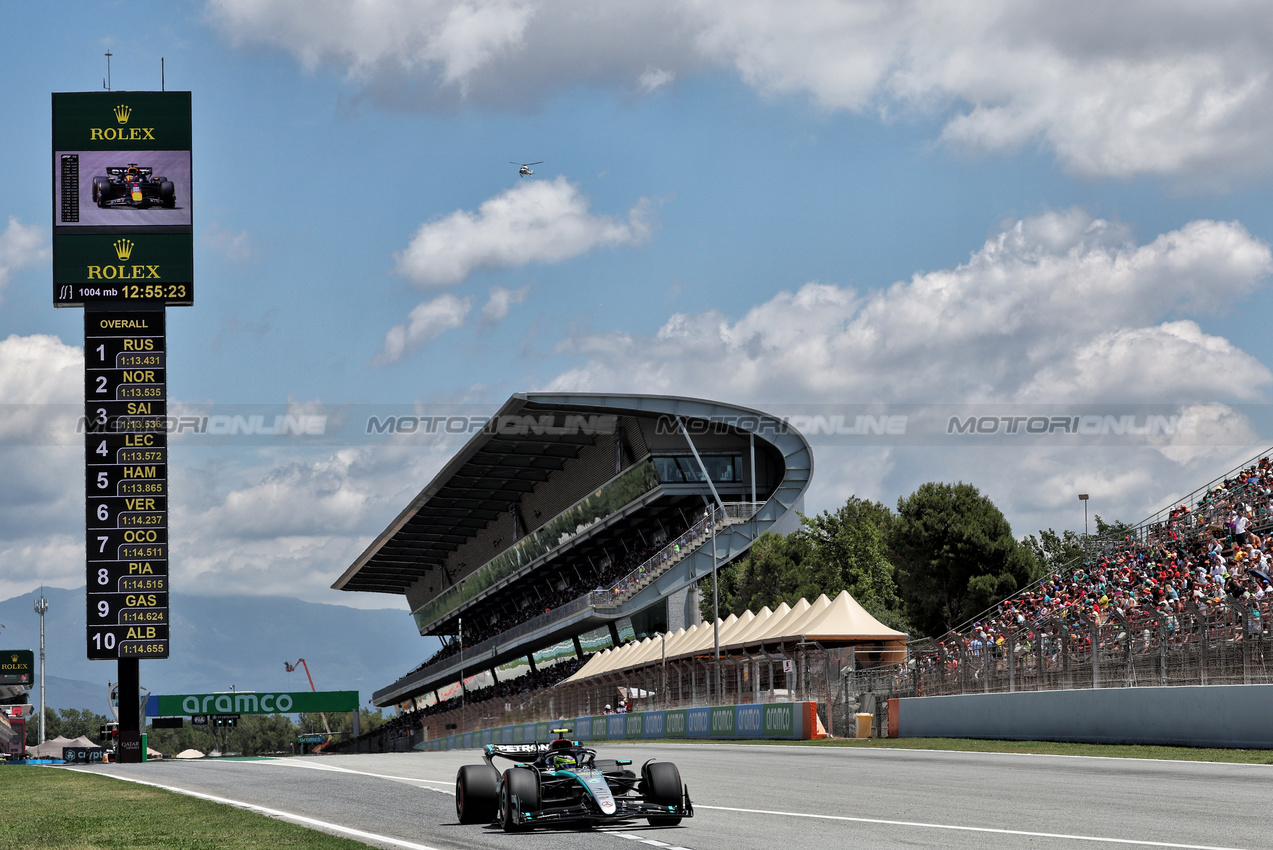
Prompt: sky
<box><xmin>4</xmin><ymin>0</ymin><xmax>1273</xmax><ymax>619</ymax></box>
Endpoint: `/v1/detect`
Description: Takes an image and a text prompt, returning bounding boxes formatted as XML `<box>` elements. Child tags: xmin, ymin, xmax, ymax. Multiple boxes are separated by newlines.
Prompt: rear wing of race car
<box><xmin>106</xmin><ymin>166</ymin><xmax>154</xmax><ymax>177</ymax></box>
<box><xmin>483</xmin><ymin>742</ymin><xmax>552</xmax><ymax>763</ymax></box>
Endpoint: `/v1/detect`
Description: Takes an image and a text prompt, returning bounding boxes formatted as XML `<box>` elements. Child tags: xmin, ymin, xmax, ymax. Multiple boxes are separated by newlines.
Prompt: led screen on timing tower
<box><xmin>52</xmin><ymin>91</ymin><xmax>193</xmax><ymax>307</ymax></box>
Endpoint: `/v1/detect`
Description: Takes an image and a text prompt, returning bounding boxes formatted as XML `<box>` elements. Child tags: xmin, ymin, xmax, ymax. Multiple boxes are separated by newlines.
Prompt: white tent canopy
<box><xmin>564</xmin><ymin>590</ymin><xmax>907</xmax><ymax>683</ymax></box>
<box><xmin>28</xmin><ymin>735</ymin><xmax>100</xmax><ymax>758</ymax></box>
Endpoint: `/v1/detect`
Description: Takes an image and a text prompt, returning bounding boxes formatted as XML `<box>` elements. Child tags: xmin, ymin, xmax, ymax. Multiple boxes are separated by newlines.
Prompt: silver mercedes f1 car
<box><xmin>454</xmin><ymin>729</ymin><xmax>693</xmax><ymax>832</ymax></box>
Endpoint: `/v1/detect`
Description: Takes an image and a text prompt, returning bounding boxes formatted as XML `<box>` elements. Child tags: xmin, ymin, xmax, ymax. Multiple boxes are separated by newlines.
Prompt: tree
<box><xmin>1023</xmin><ymin>527</ymin><xmax>1086</xmax><ymax>573</ymax></box>
<box><xmin>145</xmin><ymin>714</ymin><xmax>302</xmax><ymax>757</ymax></box>
<box><xmin>1095</xmin><ymin>514</ymin><xmax>1136</xmax><ymax>541</ymax></box>
<box><xmin>891</xmin><ymin>482</ymin><xmax>1040</xmax><ymax>637</ymax></box>
<box><xmin>699</xmin><ymin>530</ymin><xmax>818</xmax><ymax>621</ymax></box>
<box><xmin>697</xmin><ymin>497</ymin><xmax>911</xmax><ymax>632</ymax></box>
<box><xmin>30</xmin><ymin>707</ymin><xmax>112</xmax><ymax>744</ymax></box>
<box><xmin>800</xmin><ymin>498</ymin><xmax>909</xmax><ymax>632</ymax></box>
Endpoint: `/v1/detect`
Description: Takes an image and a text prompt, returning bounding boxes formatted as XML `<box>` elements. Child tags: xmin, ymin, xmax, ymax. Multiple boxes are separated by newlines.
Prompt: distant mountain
<box><xmin>0</xmin><ymin>587</ymin><xmax>439</xmax><ymax>714</ymax></box>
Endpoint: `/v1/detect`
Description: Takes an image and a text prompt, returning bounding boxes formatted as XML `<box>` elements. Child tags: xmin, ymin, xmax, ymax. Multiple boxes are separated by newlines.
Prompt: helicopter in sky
<box><xmin>511</xmin><ymin>161</ymin><xmax>543</xmax><ymax>177</ymax></box>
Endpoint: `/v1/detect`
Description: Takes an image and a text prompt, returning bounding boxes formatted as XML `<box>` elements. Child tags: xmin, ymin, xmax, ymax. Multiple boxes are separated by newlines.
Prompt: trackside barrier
<box><xmin>418</xmin><ymin>701</ymin><xmax>818</xmax><ymax>750</ymax></box>
<box><xmin>894</xmin><ymin>684</ymin><xmax>1273</xmax><ymax>748</ymax></box>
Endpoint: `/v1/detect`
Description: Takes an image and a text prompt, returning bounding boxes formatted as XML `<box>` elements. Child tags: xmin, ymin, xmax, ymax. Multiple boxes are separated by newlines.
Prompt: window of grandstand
<box><xmin>533</xmin><ymin>639</ymin><xmax>577</xmax><ymax>669</ymax></box>
<box><xmin>578</xmin><ymin>625</ymin><xmax>614</xmax><ymax>654</ymax></box>
<box><xmin>497</xmin><ymin>655</ymin><xmax>532</xmax><ymax>683</ymax></box>
<box><xmin>653</xmin><ymin>455</ymin><xmax>742</xmax><ymax>483</ymax></box>
<box><xmin>615</xmin><ymin>616</ymin><xmax>637</xmax><ymax>643</ymax></box>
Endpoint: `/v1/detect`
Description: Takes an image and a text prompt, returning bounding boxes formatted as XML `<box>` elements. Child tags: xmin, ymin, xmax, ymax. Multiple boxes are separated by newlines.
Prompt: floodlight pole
<box><xmin>712</xmin><ymin>508</ymin><xmax>721</xmax><ymax>701</ymax></box>
<box><xmin>661</xmin><ymin>632</ymin><xmax>667</xmax><ymax>710</ymax></box>
<box><xmin>1079</xmin><ymin>494</ymin><xmax>1090</xmax><ymax>538</ymax></box>
<box><xmin>459</xmin><ymin>617</ymin><xmax>465</xmax><ymax>709</ymax></box>
<box><xmin>676</xmin><ymin>416</ymin><xmax>726</xmax><ymax>702</ymax></box>
<box><xmin>35</xmin><ymin>595</ymin><xmax>48</xmax><ymax>745</ymax></box>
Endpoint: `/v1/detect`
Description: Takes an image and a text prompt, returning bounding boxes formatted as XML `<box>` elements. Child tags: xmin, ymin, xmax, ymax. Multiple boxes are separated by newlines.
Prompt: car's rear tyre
<box><xmin>500</xmin><ymin>767</ymin><xmax>540</xmax><ymax>832</ymax></box>
<box><xmin>160</xmin><ymin>181</ymin><xmax>176</xmax><ymax>208</ymax></box>
<box><xmin>455</xmin><ymin>764</ymin><xmax>499</xmax><ymax>824</ymax></box>
<box><xmin>92</xmin><ymin>177</ymin><xmax>109</xmax><ymax>203</ymax></box>
<box><xmin>643</xmin><ymin>761</ymin><xmax>683</xmax><ymax>826</ymax></box>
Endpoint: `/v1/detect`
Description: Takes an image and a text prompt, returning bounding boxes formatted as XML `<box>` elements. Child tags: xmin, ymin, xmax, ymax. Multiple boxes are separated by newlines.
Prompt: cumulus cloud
<box><xmin>547</xmin><ymin>210</ymin><xmax>1273</xmax><ymax>404</ymax></box>
<box><xmin>376</xmin><ymin>293</ymin><xmax>472</xmax><ymax>364</ymax></box>
<box><xmin>0</xmin><ymin>333</ymin><xmax>82</xmax><ymax>449</ymax></box>
<box><xmin>541</xmin><ymin>209</ymin><xmax>1273</xmax><ymax>532</ymax></box>
<box><xmin>394</xmin><ymin>177</ymin><xmax>653</xmax><ymax>287</ymax></box>
<box><xmin>0</xmin><ymin>334</ymin><xmax>84</xmax><ymax>595</ymax></box>
<box><xmin>206</xmin><ymin>0</ymin><xmax>701</xmax><ymax>107</ymax></box>
<box><xmin>207</xmin><ymin>0</ymin><xmax>1273</xmax><ymax>181</ymax></box>
<box><xmin>481</xmin><ymin>285</ymin><xmax>530</xmax><ymax>323</ymax></box>
<box><xmin>165</xmin><ymin>440</ymin><xmax>458</xmax><ymax>602</ymax></box>
<box><xmin>0</xmin><ymin>217</ymin><xmax>47</xmax><ymax>297</ymax></box>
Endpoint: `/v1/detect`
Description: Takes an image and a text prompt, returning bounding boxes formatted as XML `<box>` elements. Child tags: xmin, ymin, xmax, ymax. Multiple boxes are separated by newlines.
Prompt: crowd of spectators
<box><xmin>932</xmin><ymin>455</ymin><xmax>1273</xmax><ymax>665</ymax></box>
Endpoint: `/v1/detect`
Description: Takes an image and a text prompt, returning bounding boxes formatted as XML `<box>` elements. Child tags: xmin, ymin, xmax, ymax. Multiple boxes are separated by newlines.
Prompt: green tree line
<box><xmin>701</xmin><ymin>481</ymin><xmax>1129</xmax><ymax>638</ymax></box>
<box><xmin>26</xmin><ymin>707</ymin><xmax>387</xmax><ymax>757</ymax></box>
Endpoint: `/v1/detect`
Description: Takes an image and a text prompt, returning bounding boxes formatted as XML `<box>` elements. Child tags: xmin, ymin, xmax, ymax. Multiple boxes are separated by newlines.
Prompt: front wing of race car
<box><xmin>505</xmin><ymin>767</ymin><xmax>693</xmax><ymax>828</ymax></box>
<box><xmin>97</xmin><ymin>184</ymin><xmax>167</xmax><ymax>208</ymax></box>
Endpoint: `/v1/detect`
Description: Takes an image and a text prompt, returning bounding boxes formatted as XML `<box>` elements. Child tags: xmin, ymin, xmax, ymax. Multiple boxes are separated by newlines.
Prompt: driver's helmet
<box><xmin>551</xmin><ymin>753</ymin><xmax>576</xmax><ymax>769</ymax></box>
<box><xmin>126</xmin><ymin>166</ymin><xmax>140</xmax><ymax>179</ymax></box>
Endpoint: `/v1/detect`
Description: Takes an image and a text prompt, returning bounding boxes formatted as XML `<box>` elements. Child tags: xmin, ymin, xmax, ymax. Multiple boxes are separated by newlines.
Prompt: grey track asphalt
<box><xmin>63</xmin><ymin>744</ymin><xmax>1270</xmax><ymax>850</ymax></box>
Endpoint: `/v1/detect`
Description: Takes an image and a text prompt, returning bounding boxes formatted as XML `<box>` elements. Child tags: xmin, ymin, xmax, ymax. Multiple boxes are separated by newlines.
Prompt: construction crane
<box><xmin>284</xmin><ymin>658</ymin><xmax>333</xmax><ymax>750</ymax></box>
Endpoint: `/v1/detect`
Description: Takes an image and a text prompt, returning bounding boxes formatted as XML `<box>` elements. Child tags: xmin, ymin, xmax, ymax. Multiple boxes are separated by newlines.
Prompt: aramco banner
<box><xmin>147</xmin><ymin>690</ymin><xmax>357</xmax><ymax>716</ymax></box>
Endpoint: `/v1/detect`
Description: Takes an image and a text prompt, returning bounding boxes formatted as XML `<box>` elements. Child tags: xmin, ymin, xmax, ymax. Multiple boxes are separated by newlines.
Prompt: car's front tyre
<box><xmin>643</xmin><ymin>761</ymin><xmax>683</xmax><ymax>826</ymax></box>
<box><xmin>500</xmin><ymin>767</ymin><xmax>540</xmax><ymax>832</ymax></box>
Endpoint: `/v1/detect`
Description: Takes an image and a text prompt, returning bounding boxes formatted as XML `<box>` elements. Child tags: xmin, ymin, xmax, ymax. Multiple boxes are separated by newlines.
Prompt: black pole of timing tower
<box><xmin>118</xmin><ymin>657</ymin><xmax>140</xmax><ymax>734</ymax></box>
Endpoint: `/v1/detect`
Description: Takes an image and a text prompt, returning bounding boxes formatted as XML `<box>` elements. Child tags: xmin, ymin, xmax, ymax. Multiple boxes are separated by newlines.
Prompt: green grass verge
<box><xmin>0</xmin><ymin>765</ymin><xmax>371</xmax><ymax>849</ymax></box>
<box><xmin>627</xmin><ymin>736</ymin><xmax>1273</xmax><ymax>763</ymax></box>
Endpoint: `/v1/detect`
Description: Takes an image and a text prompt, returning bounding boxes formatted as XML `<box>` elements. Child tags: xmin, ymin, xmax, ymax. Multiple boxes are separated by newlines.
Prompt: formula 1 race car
<box><xmin>92</xmin><ymin>165</ymin><xmax>175</xmax><ymax>209</ymax></box>
<box><xmin>454</xmin><ymin>729</ymin><xmax>693</xmax><ymax>832</ymax></box>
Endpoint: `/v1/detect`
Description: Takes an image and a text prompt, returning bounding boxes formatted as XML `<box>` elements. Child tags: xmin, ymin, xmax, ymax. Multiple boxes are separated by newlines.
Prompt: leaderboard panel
<box><xmin>84</xmin><ymin>310</ymin><xmax>169</xmax><ymax>659</ymax></box>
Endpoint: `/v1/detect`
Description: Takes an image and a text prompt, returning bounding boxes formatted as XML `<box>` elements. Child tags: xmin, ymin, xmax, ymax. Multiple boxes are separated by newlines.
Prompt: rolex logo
<box><xmin>114</xmin><ymin>239</ymin><xmax>135</xmax><ymax>261</ymax></box>
<box><xmin>114</xmin><ymin>104</ymin><xmax>132</xmax><ymax>125</ymax></box>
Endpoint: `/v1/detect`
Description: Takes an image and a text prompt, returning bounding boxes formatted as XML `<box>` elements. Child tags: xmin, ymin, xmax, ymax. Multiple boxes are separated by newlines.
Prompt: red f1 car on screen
<box><xmin>92</xmin><ymin>164</ymin><xmax>176</xmax><ymax>209</ymax></box>
<box><xmin>454</xmin><ymin>729</ymin><xmax>693</xmax><ymax>832</ymax></box>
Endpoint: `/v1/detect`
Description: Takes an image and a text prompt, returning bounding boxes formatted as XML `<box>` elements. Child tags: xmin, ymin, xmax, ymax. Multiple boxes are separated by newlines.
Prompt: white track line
<box><xmin>604</xmin><ymin>832</ymin><xmax>694</xmax><ymax>850</ymax></box>
<box><xmin>697</xmin><ymin>804</ymin><xmax>1249</xmax><ymax>850</ymax></box>
<box><xmin>61</xmin><ymin>767</ymin><xmax>445</xmax><ymax>850</ymax></box>
<box><xmin>249</xmin><ymin>758</ymin><xmax>455</xmax><ymax>791</ymax></box>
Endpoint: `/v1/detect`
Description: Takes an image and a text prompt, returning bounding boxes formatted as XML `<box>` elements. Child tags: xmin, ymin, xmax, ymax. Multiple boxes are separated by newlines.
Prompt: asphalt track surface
<box><xmin>64</xmin><ymin>744</ymin><xmax>1271</xmax><ymax>850</ymax></box>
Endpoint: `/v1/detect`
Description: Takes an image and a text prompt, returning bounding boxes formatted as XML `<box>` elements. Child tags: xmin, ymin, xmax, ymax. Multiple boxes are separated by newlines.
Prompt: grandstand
<box><xmin>333</xmin><ymin>393</ymin><xmax>813</xmax><ymax>739</ymax></box>
<box><xmin>865</xmin><ymin>447</ymin><xmax>1273</xmax><ymax>700</ymax></box>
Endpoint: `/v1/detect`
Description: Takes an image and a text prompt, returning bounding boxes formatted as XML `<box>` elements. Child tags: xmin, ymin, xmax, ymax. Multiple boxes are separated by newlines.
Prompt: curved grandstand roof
<box><xmin>334</xmin><ymin>392</ymin><xmax>812</xmax><ymax>601</ymax></box>
<box><xmin>336</xmin><ymin>392</ymin><xmax>816</xmax><ymax>707</ymax></box>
